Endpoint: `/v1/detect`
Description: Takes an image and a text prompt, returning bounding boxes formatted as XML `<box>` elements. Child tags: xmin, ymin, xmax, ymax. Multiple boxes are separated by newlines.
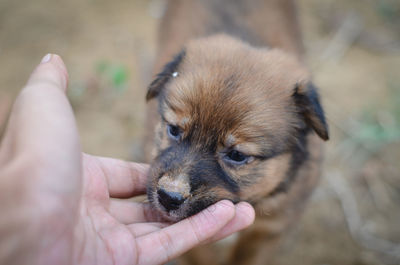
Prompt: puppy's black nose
<box><xmin>157</xmin><ymin>189</ymin><xmax>185</xmax><ymax>211</ymax></box>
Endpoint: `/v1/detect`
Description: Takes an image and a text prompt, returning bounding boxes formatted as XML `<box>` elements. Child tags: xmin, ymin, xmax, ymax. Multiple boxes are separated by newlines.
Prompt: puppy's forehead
<box><xmin>161</xmin><ymin>35</ymin><xmax>309</xmax><ymax>147</ymax></box>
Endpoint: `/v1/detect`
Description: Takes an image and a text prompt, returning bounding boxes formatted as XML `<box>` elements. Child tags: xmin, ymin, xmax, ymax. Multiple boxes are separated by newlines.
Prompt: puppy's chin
<box><xmin>152</xmin><ymin>200</ymin><xmax>187</xmax><ymax>222</ymax></box>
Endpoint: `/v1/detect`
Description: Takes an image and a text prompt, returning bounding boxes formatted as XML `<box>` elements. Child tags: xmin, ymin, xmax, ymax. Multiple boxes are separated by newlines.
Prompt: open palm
<box><xmin>76</xmin><ymin>154</ymin><xmax>246</xmax><ymax>265</ymax></box>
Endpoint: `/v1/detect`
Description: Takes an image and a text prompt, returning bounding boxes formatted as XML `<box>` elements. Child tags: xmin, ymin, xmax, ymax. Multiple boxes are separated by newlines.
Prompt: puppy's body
<box><xmin>144</xmin><ymin>1</ymin><xmax>328</xmax><ymax>264</ymax></box>
<box><xmin>156</xmin><ymin>0</ymin><xmax>303</xmax><ymax>68</ymax></box>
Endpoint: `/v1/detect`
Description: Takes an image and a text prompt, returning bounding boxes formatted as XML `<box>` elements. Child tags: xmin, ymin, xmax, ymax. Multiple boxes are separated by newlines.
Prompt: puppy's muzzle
<box><xmin>156</xmin><ymin>174</ymin><xmax>191</xmax><ymax>212</ymax></box>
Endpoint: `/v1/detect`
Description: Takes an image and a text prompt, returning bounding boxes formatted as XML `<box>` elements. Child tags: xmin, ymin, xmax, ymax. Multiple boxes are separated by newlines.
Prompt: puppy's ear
<box><xmin>293</xmin><ymin>82</ymin><xmax>329</xmax><ymax>141</ymax></box>
<box><xmin>146</xmin><ymin>50</ymin><xmax>186</xmax><ymax>101</ymax></box>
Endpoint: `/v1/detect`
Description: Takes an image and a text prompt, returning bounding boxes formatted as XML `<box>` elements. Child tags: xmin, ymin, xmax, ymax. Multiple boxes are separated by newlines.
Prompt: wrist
<box><xmin>0</xmin><ymin>155</ymin><xmax>77</xmax><ymax>265</ymax></box>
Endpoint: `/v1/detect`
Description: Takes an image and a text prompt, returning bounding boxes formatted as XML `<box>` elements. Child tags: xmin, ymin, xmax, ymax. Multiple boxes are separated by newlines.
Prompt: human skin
<box><xmin>0</xmin><ymin>54</ymin><xmax>255</xmax><ymax>265</ymax></box>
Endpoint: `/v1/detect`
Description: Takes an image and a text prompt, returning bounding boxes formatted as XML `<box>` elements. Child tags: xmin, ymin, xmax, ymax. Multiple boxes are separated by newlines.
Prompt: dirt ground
<box><xmin>1</xmin><ymin>0</ymin><xmax>399</xmax><ymax>264</ymax></box>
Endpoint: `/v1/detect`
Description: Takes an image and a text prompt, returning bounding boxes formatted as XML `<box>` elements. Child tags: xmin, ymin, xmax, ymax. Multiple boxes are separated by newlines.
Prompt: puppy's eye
<box><xmin>224</xmin><ymin>150</ymin><xmax>251</xmax><ymax>165</ymax></box>
<box><xmin>167</xmin><ymin>124</ymin><xmax>182</xmax><ymax>140</ymax></box>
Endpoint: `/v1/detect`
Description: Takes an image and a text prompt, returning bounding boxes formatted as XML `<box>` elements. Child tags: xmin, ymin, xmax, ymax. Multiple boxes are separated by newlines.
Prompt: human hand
<box><xmin>0</xmin><ymin>54</ymin><xmax>255</xmax><ymax>265</ymax></box>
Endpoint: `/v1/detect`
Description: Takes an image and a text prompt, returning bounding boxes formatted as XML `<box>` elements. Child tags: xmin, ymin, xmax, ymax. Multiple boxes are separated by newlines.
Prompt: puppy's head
<box><xmin>146</xmin><ymin>35</ymin><xmax>328</xmax><ymax>221</ymax></box>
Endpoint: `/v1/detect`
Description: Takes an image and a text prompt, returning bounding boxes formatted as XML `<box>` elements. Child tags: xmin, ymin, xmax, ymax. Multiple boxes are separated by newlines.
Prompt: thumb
<box><xmin>0</xmin><ymin>54</ymin><xmax>81</xmax><ymax>196</ymax></box>
<box><xmin>0</xmin><ymin>54</ymin><xmax>81</xmax><ymax>265</ymax></box>
<box><xmin>27</xmin><ymin>53</ymin><xmax>69</xmax><ymax>92</ymax></box>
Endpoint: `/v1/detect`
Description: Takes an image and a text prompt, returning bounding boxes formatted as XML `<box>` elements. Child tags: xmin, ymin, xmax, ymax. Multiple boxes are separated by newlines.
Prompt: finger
<box><xmin>28</xmin><ymin>54</ymin><xmax>68</xmax><ymax>92</ymax></box>
<box><xmin>127</xmin><ymin>222</ymin><xmax>169</xmax><ymax>237</ymax></box>
<box><xmin>206</xmin><ymin>201</ymin><xmax>255</xmax><ymax>243</ymax></box>
<box><xmin>0</xmin><ymin>54</ymin><xmax>81</xmax><ymax>198</ymax></box>
<box><xmin>84</xmin><ymin>154</ymin><xmax>149</xmax><ymax>198</ymax></box>
<box><xmin>108</xmin><ymin>199</ymin><xmax>163</xmax><ymax>224</ymax></box>
<box><xmin>136</xmin><ymin>200</ymin><xmax>236</xmax><ymax>265</ymax></box>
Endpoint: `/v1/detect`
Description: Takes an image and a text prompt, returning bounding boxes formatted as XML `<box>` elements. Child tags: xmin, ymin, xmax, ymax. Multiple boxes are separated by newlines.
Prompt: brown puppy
<box><xmin>144</xmin><ymin>0</ymin><xmax>329</xmax><ymax>264</ymax></box>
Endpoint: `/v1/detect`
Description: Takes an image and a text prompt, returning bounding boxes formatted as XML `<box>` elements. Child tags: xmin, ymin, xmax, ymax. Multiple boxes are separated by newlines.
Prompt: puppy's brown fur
<box><xmin>144</xmin><ymin>0</ymin><xmax>328</xmax><ymax>264</ymax></box>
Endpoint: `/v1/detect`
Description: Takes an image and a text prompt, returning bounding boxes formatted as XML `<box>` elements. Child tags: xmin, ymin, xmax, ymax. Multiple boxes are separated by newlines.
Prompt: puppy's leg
<box><xmin>226</xmin><ymin>213</ymin><xmax>290</xmax><ymax>265</ymax></box>
<box><xmin>178</xmin><ymin>245</ymin><xmax>220</xmax><ymax>265</ymax></box>
<box><xmin>228</xmin><ymin>166</ymin><xmax>320</xmax><ymax>265</ymax></box>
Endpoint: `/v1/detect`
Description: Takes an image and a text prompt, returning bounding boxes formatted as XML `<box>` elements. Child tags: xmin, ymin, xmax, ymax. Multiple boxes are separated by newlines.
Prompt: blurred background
<box><xmin>0</xmin><ymin>0</ymin><xmax>399</xmax><ymax>264</ymax></box>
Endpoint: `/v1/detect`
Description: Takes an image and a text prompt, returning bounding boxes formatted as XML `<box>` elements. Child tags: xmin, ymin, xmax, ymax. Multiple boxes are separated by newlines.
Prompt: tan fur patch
<box><xmin>158</xmin><ymin>174</ymin><xmax>191</xmax><ymax>198</ymax></box>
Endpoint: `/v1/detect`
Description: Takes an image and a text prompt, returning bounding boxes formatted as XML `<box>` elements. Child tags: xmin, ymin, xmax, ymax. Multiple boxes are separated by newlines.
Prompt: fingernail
<box><xmin>40</xmin><ymin>54</ymin><xmax>52</xmax><ymax>64</ymax></box>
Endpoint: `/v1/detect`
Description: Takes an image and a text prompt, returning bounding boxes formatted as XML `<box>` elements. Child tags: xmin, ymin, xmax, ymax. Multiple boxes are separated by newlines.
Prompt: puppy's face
<box><xmin>146</xmin><ymin>35</ymin><xmax>328</xmax><ymax>221</ymax></box>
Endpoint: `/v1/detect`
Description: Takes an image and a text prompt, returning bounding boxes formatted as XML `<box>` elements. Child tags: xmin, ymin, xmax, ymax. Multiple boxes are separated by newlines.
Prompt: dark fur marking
<box><xmin>293</xmin><ymin>83</ymin><xmax>329</xmax><ymax>141</ymax></box>
<box><xmin>189</xmin><ymin>155</ymin><xmax>240</xmax><ymax>194</ymax></box>
<box><xmin>268</xmin><ymin>128</ymin><xmax>309</xmax><ymax>196</ymax></box>
<box><xmin>154</xmin><ymin>139</ymin><xmax>239</xmax><ymax>195</ymax></box>
<box><xmin>146</xmin><ymin>50</ymin><xmax>186</xmax><ymax>101</ymax></box>
<box><xmin>187</xmin><ymin>198</ymin><xmax>215</xmax><ymax>217</ymax></box>
<box><xmin>267</xmin><ymin>83</ymin><xmax>328</xmax><ymax>196</ymax></box>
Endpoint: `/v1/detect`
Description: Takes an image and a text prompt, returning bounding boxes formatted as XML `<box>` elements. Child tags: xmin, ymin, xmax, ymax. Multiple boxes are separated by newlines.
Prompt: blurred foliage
<box><xmin>68</xmin><ymin>60</ymin><xmax>129</xmax><ymax>107</ymax></box>
<box><xmin>96</xmin><ymin>60</ymin><xmax>129</xmax><ymax>92</ymax></box>
<box><xmin>377</xmin><ymin>1</ymin><xmax>398</xmax><ymax>20</ymax></box>
<box><xmin>351</xmin><ymin>84</ymin><xmax>400</xmax><ymax>151</ymax></box>
<box><xmin>375</xmin><ymin>0</ymin><xmax>400</xmax><ymax>30</ymax></box>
